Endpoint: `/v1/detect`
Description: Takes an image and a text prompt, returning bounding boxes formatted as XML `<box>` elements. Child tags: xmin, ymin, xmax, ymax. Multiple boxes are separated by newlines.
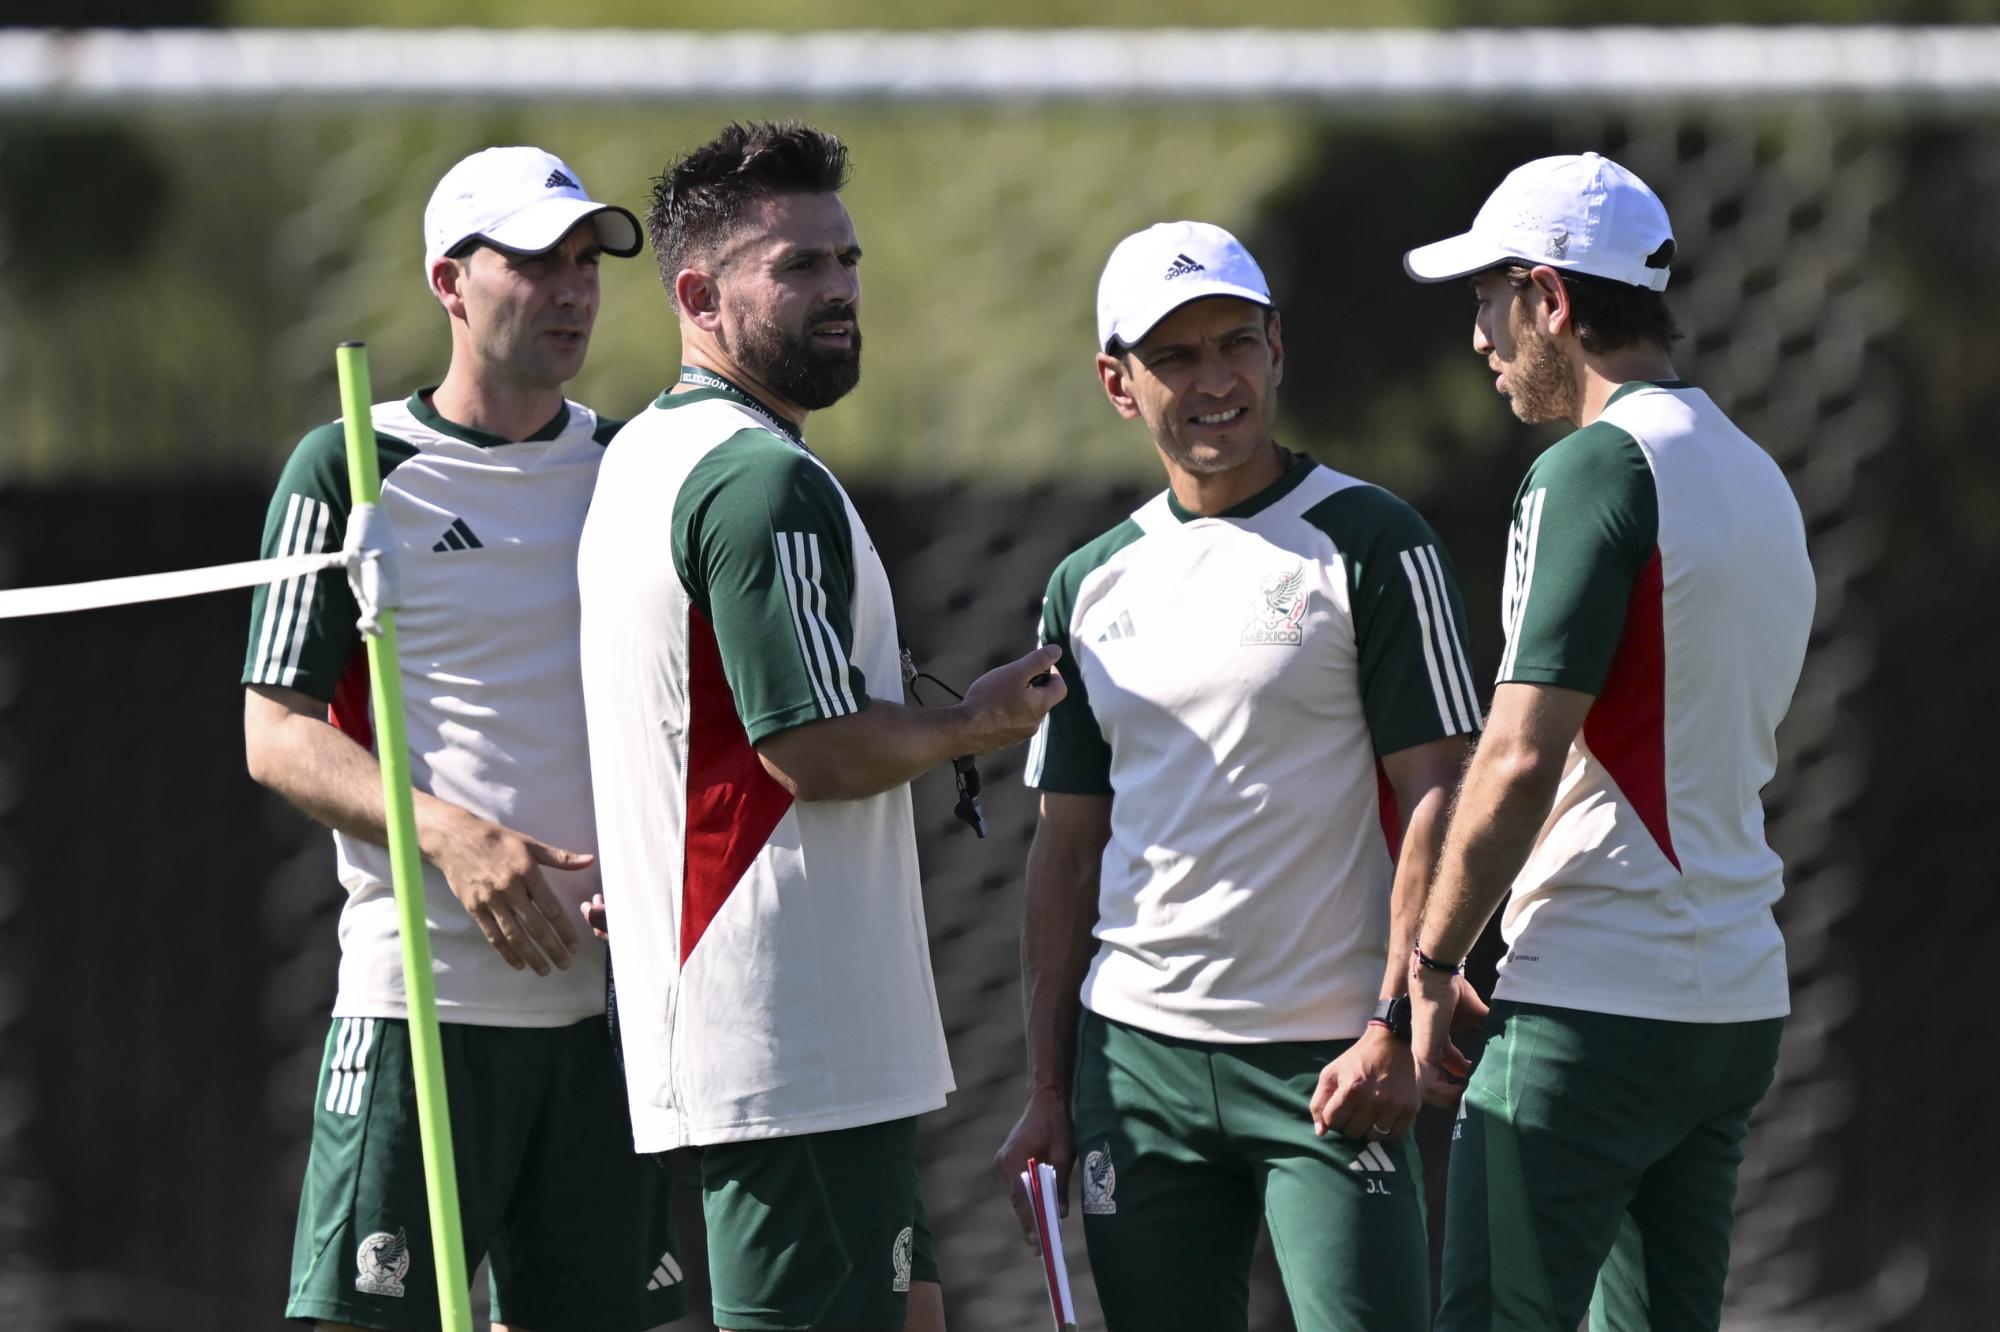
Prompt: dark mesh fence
<box><xmin>0</xmin><ymin>443</ymin><xmax>1990</xmax><ymax>1330</ymax></box>
<box><xmin>0</xmin><ymin>101</ymin><xmax>1995</xmax><ymax>1332</ymax></box>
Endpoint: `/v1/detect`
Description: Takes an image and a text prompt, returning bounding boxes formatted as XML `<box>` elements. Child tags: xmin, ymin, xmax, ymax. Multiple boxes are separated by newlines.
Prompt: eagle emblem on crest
<box><xmin>1083</xmin><ymin>1147</ymin><xmax>1117</xmax><ymax>1215</ymax></box>
<box><xmin>355</xmin><ymin>1228</ymin><xmax>411</xmax><ymax>1297</ymax></box>
<box><xmin>1240</xmin><ymin>563</ymin><xmax>1309</xmax><ymax>646</ymax></box>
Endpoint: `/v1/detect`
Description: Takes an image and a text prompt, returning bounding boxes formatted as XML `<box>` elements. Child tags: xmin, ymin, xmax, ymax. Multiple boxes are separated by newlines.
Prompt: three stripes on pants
<box><xmin>325</xmin><ymin>1016</ymin><xmax>377</xmax><ymax>1117</ymax></box>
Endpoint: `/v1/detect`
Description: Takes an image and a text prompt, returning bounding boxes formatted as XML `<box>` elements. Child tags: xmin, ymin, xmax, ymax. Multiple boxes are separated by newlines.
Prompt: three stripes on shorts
<box><xmin>325</xmin><ymin>1016</ymin><xmax>377</xmax><ymax>1117</ymax></box>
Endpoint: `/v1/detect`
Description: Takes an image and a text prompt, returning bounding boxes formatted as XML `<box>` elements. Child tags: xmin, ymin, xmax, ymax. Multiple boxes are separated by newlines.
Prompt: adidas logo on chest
<box><xmin>431</xmin><ymin>517</ymin><xmax>484</xmax><ymax>552</ymax></box>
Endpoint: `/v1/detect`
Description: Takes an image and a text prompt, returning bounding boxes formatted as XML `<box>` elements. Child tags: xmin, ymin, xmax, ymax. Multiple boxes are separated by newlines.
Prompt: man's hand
<box><xmin>958</xmin><ymin>645</ymin><xmax>1067</xmax><ymax>753</ymax></box>
<box><xmin>1310</xmin><ymin>1023</ymin><xmax>1420</xmax><ymax>1139</ymax></box>
<box><xmin>1411</xmin><ymin>968</ymin><xmax>1486</xmax><ymax>1108</ymax></box>
<box><xmin>581</xmin><ymin>892</ymin><xmax>609</xmax><ymax>941</ymax></box>
<box><xmin>428</xmin><ymin>809</ymin><xmax>589</xmax><ymax>976</ymax></box>
<box><xmin>994</xmin><ymin>1086</ymin><xmax>1075</xmax><ymax>1253</ymax></box>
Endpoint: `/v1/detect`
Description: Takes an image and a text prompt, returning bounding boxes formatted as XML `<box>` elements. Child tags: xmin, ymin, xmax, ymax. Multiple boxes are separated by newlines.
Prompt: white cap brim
<box><xmin>461</xmin><ymin>197</ymin><xmax>643</xmax><ymax>262</ymax></box>
<box><xmin>1403</xmin><ymin>231</ymin><xmax>1515</xmax><ymax>284</ymax></box>
<box><xmin>1105</xmin><ymin>280</ymin><xmax>1273</xmax><ymax>350</ymax></box>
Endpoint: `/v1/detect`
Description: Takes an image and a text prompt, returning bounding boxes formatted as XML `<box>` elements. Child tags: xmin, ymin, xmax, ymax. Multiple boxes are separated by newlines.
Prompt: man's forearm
<box><xmin>1020</xmin><ymin>819</ymin><xmax>1104</xmax><ymax>1093</ymax></box>
<box><xmin>757</xmin><ymin>645</ymin><xmax>1064</xmax><ymax>803</ymax></box>
<box><xmin>755</xmin><ymin>700</ymin><xmax>994</xmax><ymax>804</ymax></box>
<box><xmin>244</xmin><ymin>689</ymin><xmax>470</xmax><ymax>861</ymax></box>
<box><xmin>1379</xmin><ymin>784</ymin><xmax>1453</xmax><ymax>999</ymax></box>
<box><xmin>1419</xmin><ymin>746</ymin><xmax>1564</xmax><ymax>964</ymax></box>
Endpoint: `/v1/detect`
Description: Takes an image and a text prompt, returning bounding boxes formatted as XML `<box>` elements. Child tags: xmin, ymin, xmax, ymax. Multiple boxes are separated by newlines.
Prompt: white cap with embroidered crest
<box><xmin>422</xmin><ymin>145</ymin><xmax>643</xmax><ymax>275</ymax></box>
<box><xmin>1096</xmin><ymin>220</ymin><xmax>1274</xmax><ymax>352</ymax></box>
<box><xmin>1404</xmin><ymin>152</ymin><xmax>1676</xmax><ymax>292</ymax></box>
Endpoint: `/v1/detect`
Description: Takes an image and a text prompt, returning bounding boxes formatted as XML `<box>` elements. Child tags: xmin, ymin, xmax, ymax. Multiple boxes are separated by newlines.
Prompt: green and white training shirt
<box><xmin>578</xmin><ymin>371</ymin><xmax>953</xmax><ymax>1151</ymax></box>
<box><xmin>243</xmin><ymin>391</ymin><xmax>616</xmax><ymax>1027</ymax></box>
<box><xmin>1027</xmin><ymin>451</ymin><xmax>1483</xmax><ymax>1044</ymax></box>
<box><xmin>1494</xmin><ymin>380</ymin><xmax>1813</xmax><ymax>1023</ymax></box>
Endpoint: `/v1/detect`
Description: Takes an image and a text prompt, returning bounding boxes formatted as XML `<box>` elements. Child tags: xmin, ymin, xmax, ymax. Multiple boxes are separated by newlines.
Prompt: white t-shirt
<box><xmin>1492</xmin><ymin>381</ymin><xmax>1814</xmax><ymax>1022</ymax></box>
<box><xmin>1028</xmin><ymin>453</ymin><xmax>1483</xmax><ymax>1043</ymax></box>
<box><xmin>245</xmin><ymin>392</ymin><xmax>611</xmax><ymax>1027</ymax></box>
<box><xmin>578</xmin><ymin>376</ymin><xmax>953</xmax><ymax>1151</ymax></box>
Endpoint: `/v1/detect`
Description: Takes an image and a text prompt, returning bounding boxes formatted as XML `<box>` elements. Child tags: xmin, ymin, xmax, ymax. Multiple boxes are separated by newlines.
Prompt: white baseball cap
<box><xmin>1404</xmin><ymin>152</ymin><xmax>1676</xmax><ymax>292</ymax></box>
<box><xmin>422</xmin><ymin>146</ymin><xmax>642</xmax><ymax>274</ymax></box>
<box><xmin>1096</xmin><ymin>220</ymin><xmax>1273</xmax><ymax>351</ymax></box>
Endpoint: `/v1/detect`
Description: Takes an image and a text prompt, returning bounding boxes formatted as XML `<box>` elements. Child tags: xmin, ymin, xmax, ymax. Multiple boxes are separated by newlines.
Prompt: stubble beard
<box><xmin>1153</xmin><ymin>391</ymin><xmax>1274</xmax><ymax>477</ymax></box>
<box><xmin>735</xmin><ymin>304</ymin><xmax>862</xmax><ymax>411</ymax></box>
<box><xmin>1503</xmin><ymin>318</ymin><xmax>1580</xmax><ymax>425</ymax></box>
<box><xmin>481</xmin><ymin>317</ymin><xmax>587</xmax><ymax>396</ymax></box>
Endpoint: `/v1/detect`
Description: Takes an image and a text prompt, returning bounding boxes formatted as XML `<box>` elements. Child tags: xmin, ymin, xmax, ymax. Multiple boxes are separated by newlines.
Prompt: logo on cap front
<box><xmin>544</xmin><ymin>169</ymin><xmax>578</xmax><ymax>190</ymax></box>
<box><xmin>1163</xmin><ymin>253</ymin><xmax>1207</xmax><ymax>279</ymax></box>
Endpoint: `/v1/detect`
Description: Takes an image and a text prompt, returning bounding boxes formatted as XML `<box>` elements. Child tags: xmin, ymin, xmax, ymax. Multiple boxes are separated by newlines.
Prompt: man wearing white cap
<box><xmin>1403</xmin><ymin>153</ymin><xmax>1814</xmax><ymax>1330</ymax></box>
<box><xmin>242</xmin><ymin>147</ymin><xmax>683</xmax><ymax>1331</ymax></box>
<box><xmin>994</xmin><ymin>220</ymin><xmax>1486</xmax><ymax>1330</ymax></box>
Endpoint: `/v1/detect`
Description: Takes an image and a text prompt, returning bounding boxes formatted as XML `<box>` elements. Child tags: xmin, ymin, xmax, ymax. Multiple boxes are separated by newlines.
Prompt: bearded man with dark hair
<box><xmin>579</xmin><ymin>120</ymin><xmax>1065</xmax><ymax>1332</ymax></box>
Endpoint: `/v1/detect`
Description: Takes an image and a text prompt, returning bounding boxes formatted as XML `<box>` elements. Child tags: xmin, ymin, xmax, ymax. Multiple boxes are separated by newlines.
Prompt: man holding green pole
<box><xmin>242</xmin><ymin>147</ymin><xmax>683</xmax><ymax>1332</ymax></box>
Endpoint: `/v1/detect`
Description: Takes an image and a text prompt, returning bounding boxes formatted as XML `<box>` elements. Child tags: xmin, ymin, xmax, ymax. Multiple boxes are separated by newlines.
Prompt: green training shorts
<box><xmin>1073</xmin><ymin>1011</ymin><xmax>1431</xmax><ymax>1332</ymax></box>
<box><xmin>286</xmin><ymin>1016</ymin><xmax>684</xmax><ymax>1332</ymax></box>
<box><xmin>1436</xmin><ymin>999</ymin><xmax>1784</xmax><ymax>1332</ymax></box>
<box><xmin>695</xmin><ymin>1116</ymin><xmax>938</xmax><ymax>1332</ymax></box>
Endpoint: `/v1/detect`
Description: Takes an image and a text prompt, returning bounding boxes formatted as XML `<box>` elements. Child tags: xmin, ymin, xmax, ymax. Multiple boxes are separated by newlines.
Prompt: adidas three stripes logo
<box><xmin>432</xmin><ymin>517</ymin><xmax>484</xmax><ymax>552</ymax></box>
<box><xmin>324</xmin><ymin>1017</ymin><xmax>377</xmax><ymax>1117</ymax></box>
<box><xmin>1347</xmin><ymin>1141</ymin><xmax>1398</xmax><ymax>1174</ymax></box>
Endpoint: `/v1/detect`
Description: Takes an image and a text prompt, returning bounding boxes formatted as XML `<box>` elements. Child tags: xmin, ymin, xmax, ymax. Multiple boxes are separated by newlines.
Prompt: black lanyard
<box><xmin>676</xmin><ymin>365</ymin><xmax>809</xmax><ymax>449</ymax></box>
<box><xmin>677</xmin><ymin>366</ymin><xmax>987</xmax><ymax>839</ymax></box>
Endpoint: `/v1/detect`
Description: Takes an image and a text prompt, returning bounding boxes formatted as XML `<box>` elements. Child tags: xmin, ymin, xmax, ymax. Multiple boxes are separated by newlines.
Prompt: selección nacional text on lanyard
<box><xmin>676</xmin><ymin>365</ymin><xmax>810</xmax><ymax>448</ymax></box>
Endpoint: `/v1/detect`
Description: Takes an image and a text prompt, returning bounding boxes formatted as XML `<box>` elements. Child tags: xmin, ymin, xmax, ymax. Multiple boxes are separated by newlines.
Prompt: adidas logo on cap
<box><xmin>1096</xmin><ymin>220</ymin><xmax>1272</xmax><ymax>351</ymax></box>
<box><xmin>544</xmin><ymin>169</ymin><xmax>578</xmax><ymax>190</ymax></box>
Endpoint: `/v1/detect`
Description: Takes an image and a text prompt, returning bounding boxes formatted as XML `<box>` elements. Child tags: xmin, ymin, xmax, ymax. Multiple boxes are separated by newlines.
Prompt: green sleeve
<box><xmin>242</xmin><ymin>422</ymin><xmax>420</xmax><ymax>700</ymax></box>
<box><xmin>241</xmin><ymin>423</ymin><xmax>358</xmax><ymax>701</ymax></box>
<box><xmin>1308</xmin><ymin>486</ymin><xmax>1485</xmax><ymax>755</ymax></box>
<box><xmin>671</xmin><ymin>430</ymin><xmax>872</xmax><ymax>744</ymax></box>
<box><xmin>1499</xmin><ymin>422</ymin><xmax>1659</xmax><ymax>693</ymax></box>
<box><xmin>1024</xmin><ymin>521</ymin><xmax>1141</xmax><ymax>795</ymax></box>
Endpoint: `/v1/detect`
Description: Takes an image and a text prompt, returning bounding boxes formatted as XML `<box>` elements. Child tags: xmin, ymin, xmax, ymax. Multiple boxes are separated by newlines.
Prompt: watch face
<box><xmin>1376</xmin><ymin>997</ymin><xmax>1413</xmax><ymax>1040</ymax></box>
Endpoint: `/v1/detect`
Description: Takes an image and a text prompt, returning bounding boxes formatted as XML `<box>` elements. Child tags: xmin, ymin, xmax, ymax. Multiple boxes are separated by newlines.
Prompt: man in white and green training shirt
<box><xmin>993</xmin><ymin>221</ymin><xmax>1486</xmax><ymax>1331</ymax></box>
<box><xmin>243</xmin><ymin>147</ymin><xmax>683</xmax><ymax>1332</ymax></box>
<box><xmin>578</xmin><ymin>121</ymin><xmax>1063</xmax><ymax>1332</ymax></box>
<box><xmin>1404</xmin><ymin>153</ymin><xmax>1815</xmax><ymax>1331</ymax></box>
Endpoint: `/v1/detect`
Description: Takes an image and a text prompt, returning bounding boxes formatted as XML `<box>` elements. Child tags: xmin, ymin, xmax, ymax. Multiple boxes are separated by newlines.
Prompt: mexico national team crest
<box><xmin>891</xmin><ymin>1225</ymin><xmax>914</xmax><ymax>1292</ymax></box>
<box><xmin>355</xmin><ymin>1228</ymin><xmax>410</xmax><ymax>1298</ymax></box>
<box><xmin>1240</xmin><ymin>562</ymin><xmax>1309</xmax><ymax>646</ymax></box>
<box><xmin>1082</xmin><ymin>1145</ymin><xmax>1117</xmax><ymax>1215</ymax></box>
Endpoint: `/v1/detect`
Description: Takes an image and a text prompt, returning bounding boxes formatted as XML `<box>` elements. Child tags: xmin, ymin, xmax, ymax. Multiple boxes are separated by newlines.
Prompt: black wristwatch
<box><xmin>1370</xmin><ymin>996</ymin><xmax>1413</xmax><ymax>1041</ymax></box>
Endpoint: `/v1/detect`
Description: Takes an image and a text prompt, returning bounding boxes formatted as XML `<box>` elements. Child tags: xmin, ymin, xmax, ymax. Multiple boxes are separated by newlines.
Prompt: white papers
<box><xmin>1019</xmin><ymin>1159</ymin><xmax>1077</xmax><ymax>1331</ymax></box>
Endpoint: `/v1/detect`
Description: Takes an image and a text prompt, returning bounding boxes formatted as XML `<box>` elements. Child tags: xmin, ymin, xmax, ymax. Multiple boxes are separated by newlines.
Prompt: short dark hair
<box><xmin>647</xmin><ymin>121</ymin><xmax>850</xmax><ymax>290</ymax></box>
<box><xmin>1504</xmin><ymin>265</ymin><xmax>1681</xmax><ymax>355</ymax></box>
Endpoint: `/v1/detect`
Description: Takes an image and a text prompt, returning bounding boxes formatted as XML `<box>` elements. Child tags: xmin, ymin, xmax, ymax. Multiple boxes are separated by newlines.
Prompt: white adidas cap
<box><xmin>422</xmin><ymin>146</ymin><xmax>642</xmax><ymax>274</ymax></box>
<box><xmin>1404</xmin><ymin>152</ymin><xmax>1676</xmax><ymax>292</ymax></box>
<box><xmin>1096</xmin><ymin>220</ymin><xmax>1273</xmax><ymax>351</ymax></box>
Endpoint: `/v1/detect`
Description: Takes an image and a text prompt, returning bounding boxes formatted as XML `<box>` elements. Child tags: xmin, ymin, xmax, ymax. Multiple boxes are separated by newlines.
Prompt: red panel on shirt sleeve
<box><xmin>329</xmin><ymin>648</ymin><xmax>373</xmax><ymax>752</ymax></box>
<box><xmin>1375</xmin><ymin>759</ymin><xmax>1402</xmax><ymax>861</ymax></box>
<box><xmin>1583</xmin><ymin>548</ymin><xmax>1680</xmax><ymax>871</ymax></box>
<box><xmin>683</xmin><ymin>606</ymin><xmax>795</xmax><ymax>964</ymax></box>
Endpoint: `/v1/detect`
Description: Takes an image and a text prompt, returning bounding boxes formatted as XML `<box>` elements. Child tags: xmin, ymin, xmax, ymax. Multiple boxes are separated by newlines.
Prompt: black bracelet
<box><xmin>1411</xmin><ymin>943</ymin><xmax>1464</xmax><ymax>977</ymax></box>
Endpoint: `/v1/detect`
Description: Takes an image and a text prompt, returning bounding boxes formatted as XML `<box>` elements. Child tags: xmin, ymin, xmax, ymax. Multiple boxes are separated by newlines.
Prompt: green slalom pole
<box><xmin>336</xmin><ymin>341</ymin><xmax>473</xmax><ymax>1332</ymax></box>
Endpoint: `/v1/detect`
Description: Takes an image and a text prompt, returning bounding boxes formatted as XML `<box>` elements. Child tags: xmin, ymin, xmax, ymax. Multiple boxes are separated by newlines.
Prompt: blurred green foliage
<box><xmin>0</xmin><ymin>102</ymin><xmax>1320</xmax><ymax>485</ymax></box>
